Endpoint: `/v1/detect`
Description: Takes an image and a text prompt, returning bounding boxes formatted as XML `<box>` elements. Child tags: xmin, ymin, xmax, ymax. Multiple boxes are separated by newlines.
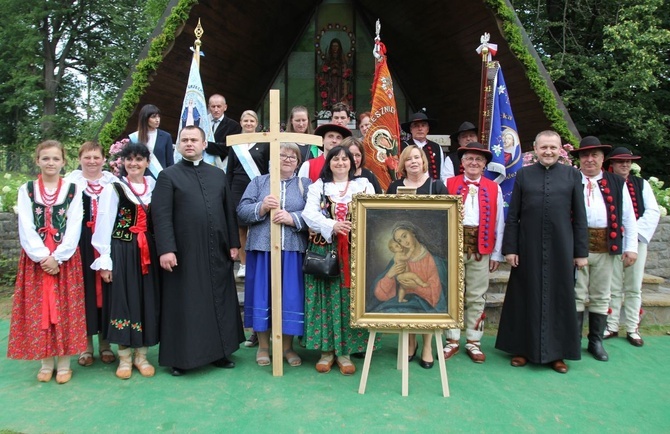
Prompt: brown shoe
<box><xmin>443</xmin><ymin>340</ymin><xmax>460</xmax><ymax>360</ymax></box>
<box><xmin>465</xmin><ymin>340</ymin><xmax>485</xmax><ymax>363</ymax></box>
<box><xmin>603</xmin><ymin>329</ymin><xmax>619</xmax><ymax>340</ymax></box>
<box><xmin>99</xmin><ymin>348</ymin><xmax>116</xmax><ymax>364</ymax></box>
<box><xmin>55</xmin><ymin>369</ymin><xmax>73</xmax><ymax>384</ymax></box>
<box><xmin>626</xmin><ymin>332</ymin><xmax>644</xmax><ymax>347</ymax></box>
<box><xmin>315</xmin><ymin>352</ymin><xmax>335</xmax><ymax>373</ymax></box>
<box><xmin>37</xmin><ymin>368</ymin><xmax>54</xmax><ymax>382</ymax></box>
<box><xmin>551</xmin><ymin>360</ymin><xmax>568</xmax><ymax>373</ymax></box>
<box><xmin>511</xmin><ymin>356</ymin><xmax>527</xmax><ymax>367</ymax></box>
<box><xmin>336</xmin><ymin>355</ymin><xmax>356</xmax><ymax>376</ymax></box>
<box><xmin>133</xmin><ymin>349</ymin><xmax>156</xmax><ymax>377</ymax></box>
<box><xmin>77</xmin><ymin>351</ymin><xmax>94</xmax><ymax>367</ymax></box>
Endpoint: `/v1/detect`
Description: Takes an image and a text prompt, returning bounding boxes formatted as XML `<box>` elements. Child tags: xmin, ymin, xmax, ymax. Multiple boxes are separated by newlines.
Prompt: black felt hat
<box><xmin>457</xmin><ymin>142</ymin><xmax>492</xmax><ymax>165</ymax></box>
<box><xmin>314</xmin><ymin>123</ymin><xmax>352</xmax><ymax>138</ymax></box>
<box><xmin>401</xmin><ymin>111</ymin><xmax>437</xmax><ymax>133</ymax></box>
<box><xmin>604</xmin><ymin>147</ymin><xmax>640</xmax><ymax>169</ymax></box>
<box><xmin>570</xmin><ymin>136</ymin><xmax>612</xmax><ymax>157</ymax></box>
<box><xmin>450</xmin><ymin>121</ymin><xmax>478</xmax><ymax>144</ymax></box>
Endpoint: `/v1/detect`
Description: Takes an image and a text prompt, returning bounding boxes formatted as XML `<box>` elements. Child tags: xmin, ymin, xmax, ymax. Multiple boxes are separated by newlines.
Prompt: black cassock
<box><xmin>495</xmin><ymin>162</ymin><xmax>588</xmax><ymax>363</ymax></box>
<box><xmin>152</xmin><ymin>159</ymin><xmax>244</xmax><ymax>370</ymax></box>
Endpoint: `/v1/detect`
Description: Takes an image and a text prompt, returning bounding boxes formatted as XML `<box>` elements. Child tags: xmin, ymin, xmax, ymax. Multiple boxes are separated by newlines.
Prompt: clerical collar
<box><xmin>182</xmin><ymin>158</ymin><xmax>204</xmax><ymax>166</ymax></box>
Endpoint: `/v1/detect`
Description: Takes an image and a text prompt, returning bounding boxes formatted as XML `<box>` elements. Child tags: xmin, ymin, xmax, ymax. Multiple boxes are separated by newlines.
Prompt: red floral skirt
<box><xmin>7</xmin><ymin>249</ymin><xmax>87</xmax><ymax>360</ymax></box>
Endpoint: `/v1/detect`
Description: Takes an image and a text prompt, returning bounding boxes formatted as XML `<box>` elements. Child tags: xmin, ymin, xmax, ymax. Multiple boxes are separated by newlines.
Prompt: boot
<box><xmin>577</xmin><ymin>311</ymin><xmax>584</xmax><ymax>340</ymax></box>
<box><xmin>587</xmin><ymin>312</ymin><xmax>609</xmax><ymax>362</ymax></box>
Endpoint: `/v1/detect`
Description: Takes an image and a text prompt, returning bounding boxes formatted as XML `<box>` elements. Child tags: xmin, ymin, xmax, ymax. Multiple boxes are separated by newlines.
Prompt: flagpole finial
<box><xmin>194</xmin><ymin>19</ymin><xmax>204</xmax><ymax>49</ymax></box>
<box><xmin>375</xmin><ymin>19</ymin><xmax>381</xmax><ymax>39</ymax></box>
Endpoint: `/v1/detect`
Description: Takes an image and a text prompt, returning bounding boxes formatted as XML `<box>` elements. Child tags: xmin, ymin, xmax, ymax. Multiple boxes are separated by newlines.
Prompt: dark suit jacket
<box><xmin>154</xmin><ymin>129</ymin><xmax>175</xmax><ymax>169</ymax></box>
<box><xmin>207</xmin><ymin>116</ymin><xmax>242</xmax><ymax>159</ymax></box>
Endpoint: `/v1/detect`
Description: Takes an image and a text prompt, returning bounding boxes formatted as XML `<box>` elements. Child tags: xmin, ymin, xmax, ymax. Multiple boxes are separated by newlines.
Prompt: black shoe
<box><xmin>408</xmin><ymin>343</ymin><xmax>418</xmax><ymax>362</ymax></box>
<box><xmin>212</xmin><ymin>357</ymin><xmax>235</xmax><ymax>369</ymax></box>
<box><xmin>418</xmin><ymin>358</ymin><xmax>434</xmax><ymax>369</ymax></box>
<box><xmin>171</xmin><ymin>367</ymin><xmax>185</xmax><ymax>376</ymax></box>
<box><xmin>351</xmin><ymin>352</ymin><xmax>365</xmax><ymax>359</ymax></box>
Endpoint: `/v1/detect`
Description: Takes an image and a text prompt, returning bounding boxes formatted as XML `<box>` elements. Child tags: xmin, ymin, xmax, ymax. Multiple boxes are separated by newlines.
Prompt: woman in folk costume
<box><xmin>91</xmin><ymin>143</ymin><xmax>160</xmax><ymax>379</ymax></box>
<box><xmin>227</xmin><ymin>110</ymin><xmax>270</xmax><ymax>280</ymax></box>
<box><xmin>129</xmin><ymin>104</ymin><xmax>174</xmax><ymax>178</ymax></box>
<box><xmin>302</xmin><ymin>145</ymin><xmax>376</xmax><ymax>375</ymax></box>
<box><xmin>8</xmin><ymin>140</ymin><xmax>86</xmax><ymax>384</ymax></box>
<box><xmin>64</xmin><ymin>141</ymin><xmax>119</xmax><ymax>367</ymax></box>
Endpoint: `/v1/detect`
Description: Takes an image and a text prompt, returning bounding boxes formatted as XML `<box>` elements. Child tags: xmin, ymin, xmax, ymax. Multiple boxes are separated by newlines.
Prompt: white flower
<box><xmin>12</xmin><ymin>205</ymin><xmax>18</xmax><ymax>214</ymax></box>
<box><xmin>1</xmin><ymin>186</ymin><xmax>10</xmax><ymax>193</ymax></box>
<box><xmin>660</xmin><ymin>207</ymin><xmax>667</xmax><ymax>217</ymax></box>
<box><xmin>648</xmin><ymin>176</ymin><xmax>659</xmax><ymax>183</ymax></box>
<box><xmin>630</xmin><ymin>163</ymin><xmax>641</xmax><ymax>174</ymax></box>
<box><xmin>3</xmin><ymin>173</ymin><xmax>11</xmax><ymax>179</ymax></box>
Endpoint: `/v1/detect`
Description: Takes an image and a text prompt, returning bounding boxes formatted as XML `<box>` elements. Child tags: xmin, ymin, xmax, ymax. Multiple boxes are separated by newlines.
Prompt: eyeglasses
<box><xmin>462</xmin><ymin>156</ymin><xmax>486</xmax><ymax>163</ymax></box>
<box><xmin>279</xmin><ymin>154</ymin><xmax>297</xmax><ymax>162</ymax></box>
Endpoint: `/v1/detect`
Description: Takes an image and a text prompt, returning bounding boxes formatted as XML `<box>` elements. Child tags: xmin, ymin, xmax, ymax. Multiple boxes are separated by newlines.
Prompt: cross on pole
<box><xmin>226</xmin><ymin>89</ymin><xmax>322</xmax><ymax>376</ymax></box>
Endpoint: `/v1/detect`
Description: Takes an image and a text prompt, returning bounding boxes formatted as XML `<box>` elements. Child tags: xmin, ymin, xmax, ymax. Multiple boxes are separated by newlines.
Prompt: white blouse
<box><xmin>91</xmin><ymin>176</ymin><xmax>155</xmax><ymax>271</ymax></box>
<box><xmin>302</xmin><ymin>177</ymin><xmax>374</xmax><ymax>243</ymax></box>
<box><xmin>17</xmin><ymin>180</ymin><xmax>84</xmax><ymax>263</ymax></box>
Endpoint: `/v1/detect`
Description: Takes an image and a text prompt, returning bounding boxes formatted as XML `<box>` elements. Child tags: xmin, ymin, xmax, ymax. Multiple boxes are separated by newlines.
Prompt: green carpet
<box><xmin>1</xmin><ymin>319</ymin><xmax>668</xmax><ymax>433</ymax></box>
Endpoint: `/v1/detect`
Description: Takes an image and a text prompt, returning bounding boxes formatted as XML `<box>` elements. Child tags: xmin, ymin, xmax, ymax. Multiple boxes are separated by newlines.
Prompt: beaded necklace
<box><xmin>124</xmin><ymin>176</ymin><xmax>148</xmax><ymax>197</ymax></box>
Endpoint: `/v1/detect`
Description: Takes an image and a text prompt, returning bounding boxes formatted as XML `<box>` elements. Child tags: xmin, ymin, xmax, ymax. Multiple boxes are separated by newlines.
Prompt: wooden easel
<box><xmin>226</xmin><ymin>90</ymin><xmax>322</xmax><ymax>376</ymax></box>
<box><xmin>358</xmin><ymin>329</ymin><xmax>449</xmax><ymax>397</ymax></box>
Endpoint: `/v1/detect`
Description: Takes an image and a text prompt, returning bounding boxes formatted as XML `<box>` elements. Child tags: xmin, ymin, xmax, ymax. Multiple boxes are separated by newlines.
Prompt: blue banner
<box><xmin>484</xmin><ymin>64</ymin><xmax>521</xmax><ymax>217</ymax></box>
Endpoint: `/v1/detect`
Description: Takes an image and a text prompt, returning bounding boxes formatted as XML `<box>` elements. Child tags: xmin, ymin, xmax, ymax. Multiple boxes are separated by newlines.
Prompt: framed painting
<box><xmin>350</xmin><ymin>194</ymin><xmax>464</xmax><ymax>330</ymax></box>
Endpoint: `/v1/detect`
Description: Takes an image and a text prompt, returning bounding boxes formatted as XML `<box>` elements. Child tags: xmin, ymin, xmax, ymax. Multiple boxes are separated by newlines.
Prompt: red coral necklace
<box><xmin>125</xmin><ymin>176</ymin><xmax>148</xmax><ymax>197</ymax></box>
<box><xmin>38</xmin><ymin>174</ymin><xmax>62</xmax><ymax>207</ymax></box>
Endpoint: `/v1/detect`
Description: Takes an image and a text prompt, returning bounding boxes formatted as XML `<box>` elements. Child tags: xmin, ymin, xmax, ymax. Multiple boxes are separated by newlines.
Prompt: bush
<box><xmin>0</xmin><ymin>172</ymin><xmax>31</xmax><ymax>212</ymax></box>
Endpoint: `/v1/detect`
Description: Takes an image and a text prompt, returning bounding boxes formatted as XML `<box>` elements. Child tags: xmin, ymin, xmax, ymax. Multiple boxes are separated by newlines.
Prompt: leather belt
<box><xmin>463</xmin><ymin>225</ymin><xmax>482</xmax><ymax>261</ymax></box>
<box><xmin>588</xmin><ymin>228</ymin><xmax>608</xmax><ymax>253</ymax></box>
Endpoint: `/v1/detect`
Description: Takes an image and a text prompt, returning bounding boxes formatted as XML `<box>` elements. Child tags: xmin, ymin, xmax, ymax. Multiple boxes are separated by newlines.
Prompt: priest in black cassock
<box><xmin>495</xmin><ymin>130</ymin><xmax>588</xmax><ymax>374</ymax></box>
<box><xmin>152</xmin><ymin>125</ymin><xmax>244</xmax><ymax>376</ymax></box>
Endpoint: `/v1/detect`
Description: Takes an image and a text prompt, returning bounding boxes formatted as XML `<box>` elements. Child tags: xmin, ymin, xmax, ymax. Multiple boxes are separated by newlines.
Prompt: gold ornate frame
<box><xmin>350</xmin><ymin>194</ymin><xmax>464</xmax><ymax>330</ymax></box>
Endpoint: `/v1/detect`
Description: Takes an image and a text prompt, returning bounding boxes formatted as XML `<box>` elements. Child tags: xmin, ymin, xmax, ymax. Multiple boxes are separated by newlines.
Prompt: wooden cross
<box><xmin>226</xmin><ymin>89</ymin><xmax>322</xmax><ymax>376</ymax></box>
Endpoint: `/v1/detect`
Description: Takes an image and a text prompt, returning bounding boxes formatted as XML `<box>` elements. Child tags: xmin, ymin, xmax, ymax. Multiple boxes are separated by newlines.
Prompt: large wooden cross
<box><xmin>227</xmin><ymin>89</ymin><xmax>322</xmax><ymax>376</ymax></box>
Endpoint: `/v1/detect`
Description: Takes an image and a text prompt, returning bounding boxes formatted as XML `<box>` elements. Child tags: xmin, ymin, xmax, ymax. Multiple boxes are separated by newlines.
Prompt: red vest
<box><xmin>447</xmin><ymin>175</ymin><xmax>498</xmax><ymax>255</ymax></box>
<box><xmin>308</xmin><ymin>156</ymin><xmax>326</xmax><ymax>182</ymax></box>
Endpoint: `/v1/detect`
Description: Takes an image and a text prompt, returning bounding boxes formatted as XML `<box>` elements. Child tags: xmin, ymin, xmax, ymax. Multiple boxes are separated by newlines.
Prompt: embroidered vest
<box><xmin>446</xmin><ymin>176</ymin><xmax>498</xmax><ymax>255</ymax></box>
<box><xmin>308</xmin><ymin>156</ymin><xmax>326</xmax><ymax>182</ymax></box>
<box><xmin>27</xmin><ymin>181</ymin><xmax>76</xmax><ymax>245</ymax></box>
<box><xmin>598</xmin><ymin>172</ymin><xmax>625</xmax><ymax>255</ymax></box>
<box><xmin>626</xmin><ymin>176</ymin><xmax>646</xmax><ymax>220</ymax></box>
<box><xmin>110</xmin><ymin>183</ymin><xmax>151</xmax><ymax>242</ymax></box>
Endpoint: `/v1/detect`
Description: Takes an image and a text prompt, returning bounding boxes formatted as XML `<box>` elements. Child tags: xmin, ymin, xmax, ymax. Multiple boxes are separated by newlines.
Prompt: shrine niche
<box><xmin>315</xmin><ymin>23</ymin><xmax>356</xmax><ymax>116</ymax></box>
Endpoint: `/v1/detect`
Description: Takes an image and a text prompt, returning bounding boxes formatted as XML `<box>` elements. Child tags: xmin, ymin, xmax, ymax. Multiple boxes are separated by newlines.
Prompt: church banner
<box><xmin>362</xmin><ymin>25</ymin><xmax>400</xmax><ymax>192</ymax></box>
<box><xmin>483</xmin><ymin>62</ymin><xmax>521</xmax><ymax>215</ymax></box>
<box><xmin>176</xmin><ymin>50</ymin><xmax>218</xmax><ymax>166</ymax></box>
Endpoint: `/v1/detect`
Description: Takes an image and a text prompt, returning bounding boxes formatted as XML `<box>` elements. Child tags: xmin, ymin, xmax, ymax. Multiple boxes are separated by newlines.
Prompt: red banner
<box><xmin>362</xmin><ymin>39</ymin><xmax>401</xmax><ymax>192</ymax></box>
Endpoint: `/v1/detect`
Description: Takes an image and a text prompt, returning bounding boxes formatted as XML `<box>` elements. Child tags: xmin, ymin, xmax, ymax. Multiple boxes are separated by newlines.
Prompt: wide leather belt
<box><xmin>463</xmin><ymin>225</ymin><xmax>482</xmax><ymax>261</ymax></box>
<box><xmin>588</xmin><ymin>228</ymin><xmax>608</xmax><ymax>253</ymax></box>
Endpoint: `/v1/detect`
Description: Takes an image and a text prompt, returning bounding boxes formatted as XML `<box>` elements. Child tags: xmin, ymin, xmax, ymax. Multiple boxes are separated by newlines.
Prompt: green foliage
<box><xmin>0</xmin><ymin>172</ymin><xmax>31</xmax><ymax>213</ymax></box>
<box><xmin>647</xmin><ymin>177</ymin><xmax>670</xmax><ymax>216</ymax></box>
<box><xmin>0</xmin><ymin>0</ymin><xmax>169</xmax><ymax>169</ymax></box>
<box><xmin>510</xmin><ymin>0</ymin><xmax>670</xmax><ymax>182</ymax></box>
<box><xmin>484</xmin><ymin>0</ymin><xmax>579</xmax><ymax>144</ymax></box>
<box><xmin>98</xmin><ymin>0</ymin><xmax>199</xmax><ymax>147</ymax></box>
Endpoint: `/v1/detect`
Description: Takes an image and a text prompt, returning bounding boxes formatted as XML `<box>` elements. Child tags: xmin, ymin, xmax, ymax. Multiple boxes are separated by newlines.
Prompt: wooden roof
<box><xmin>110</xmin><ymin>0</ymin><xmax>578</xmax><ymax>149</ymax></box>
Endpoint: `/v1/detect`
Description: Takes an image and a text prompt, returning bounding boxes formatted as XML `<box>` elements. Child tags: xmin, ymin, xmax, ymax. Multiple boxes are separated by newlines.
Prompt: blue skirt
<box><xmin>244</xmin><ymin>250</ymin><xmax>305</xmax><ymax>336</ymax></box>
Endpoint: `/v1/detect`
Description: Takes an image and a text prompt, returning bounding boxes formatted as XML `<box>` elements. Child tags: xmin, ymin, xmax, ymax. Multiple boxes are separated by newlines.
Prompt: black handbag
<box><xmin>303</xmin><ymin>250</ymin><xmax>339</xmax><ymax>277</ymax></box>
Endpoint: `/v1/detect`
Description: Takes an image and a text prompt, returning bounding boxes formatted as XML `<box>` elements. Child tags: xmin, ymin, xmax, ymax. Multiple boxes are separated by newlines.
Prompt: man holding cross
<box><xmin>152</xmin><ymin>125</ymin><xmax>244</xmax><ymax>376</ymax></box>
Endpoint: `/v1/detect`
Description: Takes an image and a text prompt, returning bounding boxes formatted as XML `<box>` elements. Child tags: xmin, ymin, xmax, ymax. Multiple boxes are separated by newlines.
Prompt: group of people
<box><xmin>6</xmin><ymin>94</ymin><xmax>660</xmax><ymax>385</ymax></box>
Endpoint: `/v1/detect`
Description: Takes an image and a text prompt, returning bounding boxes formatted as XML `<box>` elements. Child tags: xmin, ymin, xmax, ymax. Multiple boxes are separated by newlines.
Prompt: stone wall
<box><xmin>0</xmin><ymin>213</ymin><xmax>668</xmax><ymax>280</ymax></box>
<box><xmin>0</xmin><ymin>212</ymin><xmax>20</xmax><ymax>276</ymax></box>
<box><xmin>645</xmin><ymin>216</ymin><xmax>670</xmax><ymax>279</ymax></box>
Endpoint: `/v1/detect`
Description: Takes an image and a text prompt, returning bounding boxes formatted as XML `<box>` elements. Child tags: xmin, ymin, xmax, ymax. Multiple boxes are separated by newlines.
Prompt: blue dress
<box><xmin>237</xmin><ymin>174</ymin><xmax>311</xmax><ymax>335</ymax></box>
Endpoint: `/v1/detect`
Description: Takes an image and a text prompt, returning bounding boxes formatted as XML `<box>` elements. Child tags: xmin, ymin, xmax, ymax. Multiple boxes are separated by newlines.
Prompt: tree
<box><xmin>0</xmin><ymin>0</ymin><xmax>168</xmax><ymax>169</ymax></box>
<box><xmin>511</xmin><ymin>0</ymin><xmax>670</xmax><ymax>179</ymax></box>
